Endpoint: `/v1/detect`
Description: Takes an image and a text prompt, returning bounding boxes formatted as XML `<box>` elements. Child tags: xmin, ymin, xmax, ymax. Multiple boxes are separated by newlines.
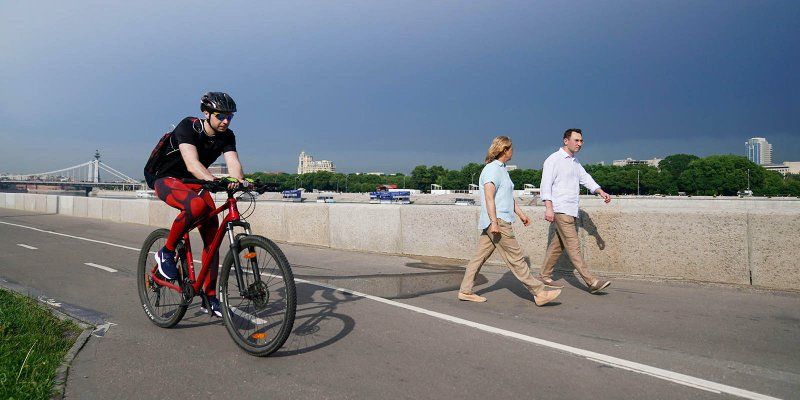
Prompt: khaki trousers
<box><xmin>539</xmin><ymin>213</ymin><xmax>596</xmax><ymax>285</ymax></box>
<box><xmin>460</xmin><ymin>220</ymin><xmax>544</xmax><ymax>295</ymax></box>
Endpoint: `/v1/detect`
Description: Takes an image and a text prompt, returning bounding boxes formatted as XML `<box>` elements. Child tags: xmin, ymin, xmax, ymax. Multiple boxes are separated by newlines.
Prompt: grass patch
<box><xmin>0</xmin><ymin>289</ymin><xmax>82</xmax><ymax>400</ymax></box>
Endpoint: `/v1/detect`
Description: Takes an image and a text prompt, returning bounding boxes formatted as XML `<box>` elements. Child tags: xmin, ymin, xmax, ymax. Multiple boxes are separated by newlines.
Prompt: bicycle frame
<box><xmin>150</xmin><ymin>192</ymin><xmax>252</xmax><ymax>297</ymax></box>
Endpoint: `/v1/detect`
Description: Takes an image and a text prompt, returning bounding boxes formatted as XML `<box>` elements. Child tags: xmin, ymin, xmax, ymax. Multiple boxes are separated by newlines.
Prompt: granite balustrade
<box><xmin>0</xmin><ymin>192</ymin><xmax>796</xmax><ymax>290</ymax></box>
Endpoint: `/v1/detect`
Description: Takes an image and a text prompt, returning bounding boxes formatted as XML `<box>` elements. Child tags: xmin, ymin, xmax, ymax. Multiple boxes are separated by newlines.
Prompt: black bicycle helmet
<box><xmin>200</xmin><ymin>92</ymin><xmax>237</xmax><ymax>113</ymax></box>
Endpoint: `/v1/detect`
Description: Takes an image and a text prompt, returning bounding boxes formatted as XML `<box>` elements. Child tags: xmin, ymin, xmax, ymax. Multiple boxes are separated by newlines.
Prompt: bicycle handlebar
<box><xmin>181</xmin><ymin>178</ymin><xmax>280</xmax><ymax>194</ymax></box>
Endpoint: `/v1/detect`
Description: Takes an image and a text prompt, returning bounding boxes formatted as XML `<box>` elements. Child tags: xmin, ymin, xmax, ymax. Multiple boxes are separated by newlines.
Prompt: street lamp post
<box><xmin>295</xmin><ymin>176</ymin><xmax>301</xmax><ymax>190</ymax></box>
<box><xmin>471</xmin><ymin>172</ymin><xmax>477</xmax><ymax>186</ymax></box>
<box><xmin>402</xmin><ymin>175</ymin><xmax>406</xmax><ymax>189</ymax></box>
<box><xmin>747</xmin><ymin>168</ymin><xmax>751</xmax><ymax>191</ymax></box>
<box><xmin>637</xmin><ymin>169</ymin><xmax>640</xmax><ymax>196</ymax></box>
<box><xmin>345</xmin><ymin>174</ymin><xmax>349</xmax><ymax>193</ymax></box>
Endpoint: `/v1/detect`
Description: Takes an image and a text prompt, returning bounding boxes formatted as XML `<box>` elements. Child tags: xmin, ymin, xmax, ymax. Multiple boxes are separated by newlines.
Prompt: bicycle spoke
<box><xmin>137</xmin><ymin>230</ymin><xmax>188</xmax><ymax>328</ymax></box>
<box><xmin>220</xmin><ymin>236</ymin><xmax>296</xmax><ymax>356</ymax></box>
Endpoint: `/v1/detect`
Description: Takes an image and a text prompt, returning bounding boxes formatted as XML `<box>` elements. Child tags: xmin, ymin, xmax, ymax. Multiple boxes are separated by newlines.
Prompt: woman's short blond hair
<box><xmin>485</xmin><ymin>136</ymin><xmax>512</xmax><ymax>164</ymax></box>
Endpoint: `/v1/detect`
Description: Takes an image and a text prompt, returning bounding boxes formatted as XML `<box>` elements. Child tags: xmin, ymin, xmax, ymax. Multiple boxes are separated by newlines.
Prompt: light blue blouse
<box><xmin>478</xmin><ymin>160</ymin><xmax>515</xmax><ymax>229</ymax></box>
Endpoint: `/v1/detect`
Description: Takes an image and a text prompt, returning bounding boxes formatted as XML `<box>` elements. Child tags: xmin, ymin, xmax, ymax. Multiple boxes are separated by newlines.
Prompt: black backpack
<box><xmin>143</xmin><ymin>117</ymin><xmax>201</xmax><ymax>189</ymax></box>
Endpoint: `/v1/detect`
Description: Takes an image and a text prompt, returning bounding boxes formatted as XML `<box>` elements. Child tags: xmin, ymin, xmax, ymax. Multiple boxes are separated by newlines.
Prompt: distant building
<box><xmin>765</xmin><ymin>161</ymin><xmax>800</xmax><ymax>176</ymax></box>
<box><xmin>783</xmin><ymin>162</ymin><xmax>800</xmax><ymax>175</ymax></box>
<box><xmin>612</xmin><ymin>157</ymin><xmax>663</xmax><ymax>167</ymax></box>
<box><xmin>764</xmin><ymin>164</ymin><xmax>789</xmax><ymax>176</ymax></box>
<box><xmin>208</xmin><ymin>163</ymin><xmax>228</xmax><ymax>178</ymax></box>
<box><xmin>298</xmin><ymin>151</ymin><xmax>336</xmax><ymax>174</ymax></box>
<box><xmin>506</xmin><ymin>165</ymin><xmax>518</xmax><ymax>171</ymax></box>
<box><xmin>746</xmin><ymin>137</ymin><xmax>772</xmax><ymax>165</ymax></box>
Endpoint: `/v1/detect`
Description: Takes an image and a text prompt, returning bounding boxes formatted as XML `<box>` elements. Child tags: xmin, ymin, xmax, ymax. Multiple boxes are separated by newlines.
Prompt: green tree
<box><xmin>442</xmin><ymin>170</ymin><xmax>464</xmax><ymax>190</ymax></box>
<box><xmin>410</xmin><ymin>165</ymin><xmax>432</xmax><ymax>192</ymax></box>
<box><xmin>659</xmin><ymin>154</ymin><xmax>699</xmax><ymax>193</ymax></box>
<box><xmin>429</xmin><ymin>165</ymin><xmax>447</xmax><ymax>185</ymax></box>
<box><xmin>784</xmin><ymin>174</ymin><xmax>800</xmax><ymax>197</ymax></box>
<box><xmin>460</xmin><ymin>163</ymin><xmax>484</xmax><ymax>188</ymax></box>
<box><xmin>508</xmin><ymin>168</ymin><xmax>537</xmax><ymax>190</ymax></box>
<box><xmin>249</xmin><ymin>155</ymin><xmax>794</xmax><ymax>197</ymax></box>
<box><xmin>679</xmin><ymin>155</ymin><xmax>764</xmax><ymax>196</ymax></box>
<box><xmin>659</xmin><ymin>154</ymin><xmax>699</xmax><ymax>180</ymax></box>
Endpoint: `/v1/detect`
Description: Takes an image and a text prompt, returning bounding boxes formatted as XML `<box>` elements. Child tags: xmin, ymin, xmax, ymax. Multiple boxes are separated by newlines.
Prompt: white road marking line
<box><xmin>291</xmin><ymin>278</ymin><xmax>778</xmax><ymax>400</ymax></box>
<box><xmin>84</xmin><ymin>263</ymin><xmax>118</xmax><ymax>273</ymax></box>
<box><xmin>229</xmin><ymin>306</ymin><xmax>269</xmax><ymax>325</ymax></box>
<box><xmin>16</xmin><ymin>243</ymin><xmax>38</xmax><ymax>250</ymax></box>
<box><xmin>0</xmin><ymin>219</ymin><xmax>780</xmax><ymax>400</ymax></box>
<box><xmin>0</xmin><ymin>221</ymin><xmax>140</xmax><ymax>251</ymax></box>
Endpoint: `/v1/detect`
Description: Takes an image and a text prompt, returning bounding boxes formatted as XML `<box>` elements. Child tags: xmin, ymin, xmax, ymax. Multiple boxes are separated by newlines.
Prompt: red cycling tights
<box><xmin>154</xmin><ymin>177</ymin><xmax>220</xmax><ymax>296</ymax></box>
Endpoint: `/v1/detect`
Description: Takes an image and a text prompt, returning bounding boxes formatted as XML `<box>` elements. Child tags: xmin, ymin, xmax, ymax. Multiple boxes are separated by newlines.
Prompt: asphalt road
<box><xmin>1</xmin><ymin>208</ymin><xmax>798</xmax><ymax>400</ymax></box>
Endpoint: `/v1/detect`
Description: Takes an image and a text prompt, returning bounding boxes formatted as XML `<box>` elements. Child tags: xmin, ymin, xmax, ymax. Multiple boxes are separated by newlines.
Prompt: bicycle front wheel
<box><xmin>137</xmin><ymin>229</ymin><xmax>187</xmax><ymax>328</ymax></box>
<box><xmin>219</xmin><ymin>235</ymin><xmax>296</xmax><ymax>356</ymax></box>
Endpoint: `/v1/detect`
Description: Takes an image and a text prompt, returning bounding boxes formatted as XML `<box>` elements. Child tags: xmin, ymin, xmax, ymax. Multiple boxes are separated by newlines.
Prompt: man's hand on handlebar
<box><xmin>218</xmin><ymin>176</ymin><xmax>251</xmax><ymax>191</ymax></box>
<box><xmin>183</xmin><ymin>177</ymin><xmax>276</xmax><ymax>194</ymax></box>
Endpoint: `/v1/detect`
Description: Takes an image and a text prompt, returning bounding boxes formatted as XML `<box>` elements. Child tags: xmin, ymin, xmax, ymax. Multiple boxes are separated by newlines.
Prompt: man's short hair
<box><xmin>563</xmin><ymin>128</ymin><xmax>582</xmax><ymax>140</ymax></box>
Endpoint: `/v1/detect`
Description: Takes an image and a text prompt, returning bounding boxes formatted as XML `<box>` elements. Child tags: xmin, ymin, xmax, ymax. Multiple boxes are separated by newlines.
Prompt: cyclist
<box><xmin>152</xmin><ymin>91</ymin><xmax>249</xmax><ymax>317</ymax></box>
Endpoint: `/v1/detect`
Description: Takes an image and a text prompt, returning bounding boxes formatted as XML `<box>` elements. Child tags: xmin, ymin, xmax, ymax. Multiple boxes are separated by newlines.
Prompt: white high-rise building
<box><xmin>745</xmin><ymin>137</ymin><xmax>772</xmax><ymax>165</ymax></box>
<box><xmin>298</xmin><ymin>151</ymin><xmax>336</xmax><ymax>174</ymax></box>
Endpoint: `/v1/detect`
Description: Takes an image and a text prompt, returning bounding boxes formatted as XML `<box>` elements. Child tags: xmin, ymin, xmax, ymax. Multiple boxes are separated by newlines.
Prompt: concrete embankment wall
<box><xmin>1</xmin><ymin>192</ymin><xmax>798</xmax><ymax>291</ymax></box>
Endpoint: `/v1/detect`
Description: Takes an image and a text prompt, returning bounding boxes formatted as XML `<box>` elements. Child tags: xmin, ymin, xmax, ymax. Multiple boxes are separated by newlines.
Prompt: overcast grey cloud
<box><xmin>1</xmin><ymin>0</ymin><xmax>798</xmax><ymax>177</ymax></box>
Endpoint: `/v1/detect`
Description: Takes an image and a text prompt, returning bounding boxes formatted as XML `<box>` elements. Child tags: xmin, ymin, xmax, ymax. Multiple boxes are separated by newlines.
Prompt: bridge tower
<box><xmin>90</xmin><ymin>150</ymin><xmax>101</xmax><ymax>183</ymax></box>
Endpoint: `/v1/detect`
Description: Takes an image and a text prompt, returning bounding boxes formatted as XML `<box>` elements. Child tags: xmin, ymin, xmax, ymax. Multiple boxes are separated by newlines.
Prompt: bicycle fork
<box><xmin>226</xmin><ymin>221</ymin><xmax>263</xmax><ymax>298</ymax></box>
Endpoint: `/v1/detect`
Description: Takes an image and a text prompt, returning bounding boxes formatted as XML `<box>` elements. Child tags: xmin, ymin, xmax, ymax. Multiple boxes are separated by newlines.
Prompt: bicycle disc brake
<box><xmin>245</xmin><ymin>281</ymin><xmax>269</xmax><ymax>309</ymax></box>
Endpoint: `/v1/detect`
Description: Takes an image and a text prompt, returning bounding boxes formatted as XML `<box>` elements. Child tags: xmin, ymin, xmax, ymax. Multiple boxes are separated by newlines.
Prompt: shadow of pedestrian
<box><xmin>579</xmin><ymin>209</ymin><xmax>605</xmax><ymax>250</ymax></box>
<box><xmin>404</xmin><ymin>261</ymin><xmax>464</xmax><ymax>272</ymax></box>
<box><xmin>475</xmin><ymin>271</ymin><xmax>561</xmax><ymax>306</ymax></box>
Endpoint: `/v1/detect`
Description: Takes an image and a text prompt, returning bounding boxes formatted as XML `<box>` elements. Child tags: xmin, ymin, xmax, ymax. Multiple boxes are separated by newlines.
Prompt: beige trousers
<box><xmin>539</xmin><ymin>213</ymin><xmax>596</xmax><ymax>285</ymax></box>
<box><xmin>460</xmin><ymin>219</ymin><xmax>544</xmax><ymax>295</ymax></box>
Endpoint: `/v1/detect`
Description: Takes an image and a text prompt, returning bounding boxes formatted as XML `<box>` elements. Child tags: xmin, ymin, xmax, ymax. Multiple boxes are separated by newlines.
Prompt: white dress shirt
<box><xmin>539</xmin><ymin>148</ymin><xmax>601</xmax><ymax>218</ymax></box>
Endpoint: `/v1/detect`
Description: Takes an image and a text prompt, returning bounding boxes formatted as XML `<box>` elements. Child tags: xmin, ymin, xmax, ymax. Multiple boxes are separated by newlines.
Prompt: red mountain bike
<box><xmin>137</xmin><ymin>178</ymin><xmax>296</xmax><ymax>356</ymax></box>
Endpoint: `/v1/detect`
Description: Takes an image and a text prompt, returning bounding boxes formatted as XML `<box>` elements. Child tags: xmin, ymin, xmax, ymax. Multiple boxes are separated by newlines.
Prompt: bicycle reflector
<box><xmin>243</xmin><ymin>252</ymin><xmax>257</xmax><ymax>259</ymax></box>
<box><xmin>251</xmin><ymin>332</ymin><xmax>268</xmax><ymax>340</ymax></box>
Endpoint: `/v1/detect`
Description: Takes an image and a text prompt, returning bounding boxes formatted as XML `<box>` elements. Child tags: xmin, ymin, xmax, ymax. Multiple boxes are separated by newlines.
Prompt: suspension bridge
<box><xmin>0</xmin><ymin>150</ymin><xmax>144</xmax><ymax>192</ymax></box>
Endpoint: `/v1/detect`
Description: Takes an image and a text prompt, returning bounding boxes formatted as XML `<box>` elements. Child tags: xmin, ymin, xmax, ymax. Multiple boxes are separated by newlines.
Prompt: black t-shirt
<box><xmin>156</xmin><ymin>117</ymin><xmax>237</xmax><ymax>180</ymax></box>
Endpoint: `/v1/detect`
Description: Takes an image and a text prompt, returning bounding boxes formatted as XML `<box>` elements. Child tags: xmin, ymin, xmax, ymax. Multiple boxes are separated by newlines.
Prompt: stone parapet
<box><xmin>0</xmin><ymin>193</ymin><xmax>797</xmax><ymax>290</ymax></box>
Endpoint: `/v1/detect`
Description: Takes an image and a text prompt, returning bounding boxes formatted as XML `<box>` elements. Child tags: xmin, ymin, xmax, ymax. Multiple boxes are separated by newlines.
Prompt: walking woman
<box><xmin>458</xmin><ymin>136</ymin><xmax>561</xmax><ymax>306</ymax></box>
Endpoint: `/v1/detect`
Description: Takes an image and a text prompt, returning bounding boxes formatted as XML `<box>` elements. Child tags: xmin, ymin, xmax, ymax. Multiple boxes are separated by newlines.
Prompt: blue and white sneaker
<box><xmin>154</xmin><ymin>247</ymin><xmax>178</xmax><ymax>281</ymax></box>
<box><xmin>201</xmin><ymin>296</ymin><xmax>223</xmax><ymax>317</ymax></box>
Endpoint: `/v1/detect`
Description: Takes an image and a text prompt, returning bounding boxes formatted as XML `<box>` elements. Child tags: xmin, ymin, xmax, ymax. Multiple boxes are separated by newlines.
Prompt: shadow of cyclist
<box><xmin>272</xmin><ymin>282</ymin><xmax>357</xmax><ymax>357</ymax></box>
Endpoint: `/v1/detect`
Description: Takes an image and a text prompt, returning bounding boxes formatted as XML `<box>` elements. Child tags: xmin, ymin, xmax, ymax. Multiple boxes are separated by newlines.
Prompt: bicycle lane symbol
<box><xmin>92</xmin><ymin>322</ymin><xmax>118</xmax><ymax>338</ymax></box>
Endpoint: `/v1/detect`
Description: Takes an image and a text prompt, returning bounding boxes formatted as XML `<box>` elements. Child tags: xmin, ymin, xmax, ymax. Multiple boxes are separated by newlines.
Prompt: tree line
<box><xmin>247</xmin><ymin>154</ymin><xmax>800</xmax><ymax>197</ymax></box>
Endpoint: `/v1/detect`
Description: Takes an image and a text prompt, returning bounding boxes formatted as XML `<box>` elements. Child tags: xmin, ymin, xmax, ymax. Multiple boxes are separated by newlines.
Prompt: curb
<box><xmin>48</xmin><ymin>308</ymin><xmax>94</xmax><ymax>400</ymax></box>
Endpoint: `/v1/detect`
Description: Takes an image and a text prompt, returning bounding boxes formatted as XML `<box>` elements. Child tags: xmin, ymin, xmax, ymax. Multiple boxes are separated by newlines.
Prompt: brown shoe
<box><xmin>533</xmin><ymin>289</ymin><xmax>561</xmax><ymax>306</ymax></box>
<box><xmin>536</xmin><ymin>276</ymin><xmax>564</xmax><ymax>289</ymax></box>
<box><xmin>458</xmin><ymin>292</ymin><xmax>487</xmax><ymax>302</ymax></box>
<box><xmin>589</xmin><ymin>279</ymin><xmax>611</xmax><ymax>294</ymax></box>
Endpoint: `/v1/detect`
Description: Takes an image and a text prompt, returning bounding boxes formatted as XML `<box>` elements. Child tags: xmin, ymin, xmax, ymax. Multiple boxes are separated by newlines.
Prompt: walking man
<box><xmin>538</xmin><ymin>128</ymin><xmax>612</xmax><ymax>293</ymax></box>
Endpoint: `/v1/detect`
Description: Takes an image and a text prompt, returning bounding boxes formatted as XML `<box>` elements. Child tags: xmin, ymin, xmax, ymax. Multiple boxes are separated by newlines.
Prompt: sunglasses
<box><xmin>212</xmin><ymin>112</ymin><xmax>234</xmax><ymax>121</ymax></box>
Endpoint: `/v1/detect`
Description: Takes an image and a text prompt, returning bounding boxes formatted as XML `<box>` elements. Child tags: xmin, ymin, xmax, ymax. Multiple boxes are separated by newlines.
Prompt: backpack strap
<box><xmin>191</xmin><ymin>117</ymin><xmax>204</xmax><ymax>135</ymax></box>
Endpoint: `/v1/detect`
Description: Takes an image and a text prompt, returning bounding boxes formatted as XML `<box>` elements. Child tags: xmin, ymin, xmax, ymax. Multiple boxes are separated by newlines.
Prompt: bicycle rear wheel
<box><xmin>137</xmin><ymin>229</ymin><xmax>187</xmax><ymax>328</ymax></box>
<box><xmin>219</xmin><ymin>235</ymin><xmax>296</xmax><ymax>356</ymax></box>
